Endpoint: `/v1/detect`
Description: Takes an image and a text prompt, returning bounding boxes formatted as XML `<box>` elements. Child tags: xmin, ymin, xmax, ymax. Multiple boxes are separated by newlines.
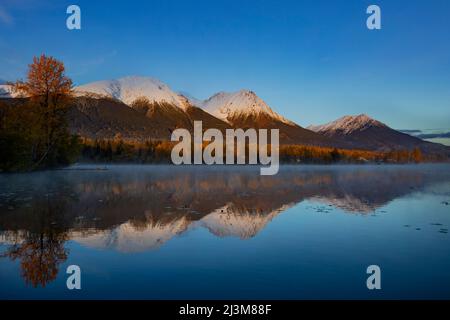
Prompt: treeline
<box><xmin>81</xmin><ymin>138</ymin><xmax>173</xmax><ymax>163</ymax></box>
<box><xmin>80</xmin><ymin>138</ymin><xmax>425</xmax><ymax>164</ymax></box>
<box><xmin>279</xmin><ymin>145</ymin><xmax>424</xmax><ymax>164</ymax></box>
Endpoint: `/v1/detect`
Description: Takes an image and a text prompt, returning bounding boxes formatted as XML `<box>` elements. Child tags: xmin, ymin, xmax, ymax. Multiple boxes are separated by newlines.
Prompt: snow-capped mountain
<box><xmin>61</xmin><ymin>77</ymin><xmax>351</xmax><ymax>146</ymax></box>
<box><xmin>187</xmin><ymin>89</ymin><xmax>341</xmax><ymax>146</ymax></box>
<box><xmin>0</xmin><ymin>84</ymin><xmax>20</xmax><ymax>98</ymax></box>
<box><xmin>197</xmin><ymin>90</ymin><xmax>295</xmax><ymax>125</ymax></box>
<box><xmin>199</xmin><ymin>204</ymin><xmax>290</xmax><ymax>239</ymax></box>
<box><xmin>309</xmin><ymin>114</ymin><xmax>449</xmax><ymax>153</ymax></box>
<box><xmin>71</xmin><ymin>218</ymin><xmax>191</xmax><ymax>253</ymax></box>
<box><xmin>72</xmin><ymin>76</ymin><xmax>230</xmax><ymax>140</ymax></box>
<box><xmin>74</xmin><ymin>76</ymin><xmax>191</xmax><ymax>110</ymax></box>
<box><xmin>73</xmin><ymin>77</ymin><xmax>337</xmax><ymax>145</ymax></box>
<box><xmin>308</xmin><ymin>114</ymin><xmax>387</xmax><ymax>135</ymax></box>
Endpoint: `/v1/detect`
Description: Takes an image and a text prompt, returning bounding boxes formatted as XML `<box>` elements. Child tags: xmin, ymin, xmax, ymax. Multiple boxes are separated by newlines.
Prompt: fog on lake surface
<box><xmin>0</xmin><ymin>164</ymin><xmax>449</xmax><ymax>299</ymax></box>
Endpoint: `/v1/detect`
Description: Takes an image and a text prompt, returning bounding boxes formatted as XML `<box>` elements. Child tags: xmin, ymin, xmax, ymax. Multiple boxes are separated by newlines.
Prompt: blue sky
<box><xmin>0</xmin><ymin>0</ymin><xmax>449</xmax><ymax>130</ymax></box>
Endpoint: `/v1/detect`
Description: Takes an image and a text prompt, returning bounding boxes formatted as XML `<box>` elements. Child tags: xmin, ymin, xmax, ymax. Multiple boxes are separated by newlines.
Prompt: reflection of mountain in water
<box><xmin>71</xmin><ymin>216</ymin><xmax>191</xmax><ymax>252</ymax></box>
<box><xmin>200</xmin><ymin>204</ymin><xmax>293</xmax><ymax>239</ymax></box>
<box><xmin>1</xmin><ymin>165</ymin><xmax>450</xmax><ymax>255</ymax></box>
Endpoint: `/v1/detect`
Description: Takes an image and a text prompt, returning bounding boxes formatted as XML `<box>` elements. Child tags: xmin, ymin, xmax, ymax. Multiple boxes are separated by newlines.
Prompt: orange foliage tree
<box><xmin>5</xmin><ymin>232</ymin><xmax>68</xmax><ymax>288</ymax></box>
<box><xmin>1</xmin><ymin>54</ymin><xmax>80</xmax><ymax>170</ymax></box>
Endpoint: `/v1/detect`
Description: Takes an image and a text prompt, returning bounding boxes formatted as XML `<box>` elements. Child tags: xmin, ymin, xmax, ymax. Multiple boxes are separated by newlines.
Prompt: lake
<box><xmin>0</xmin><ymin>164</ymin><xmax>449</xmax><ymax>299</ymax></box>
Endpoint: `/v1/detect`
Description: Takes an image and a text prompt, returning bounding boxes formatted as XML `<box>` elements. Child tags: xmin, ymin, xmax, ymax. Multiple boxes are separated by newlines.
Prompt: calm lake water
<box><xmin>1</xmin><ymin>164</ymin><xmax>449</xmax><ymax>299</ymax></box>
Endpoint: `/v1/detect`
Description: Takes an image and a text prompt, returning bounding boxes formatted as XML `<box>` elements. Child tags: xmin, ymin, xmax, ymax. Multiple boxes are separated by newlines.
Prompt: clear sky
<box><xmin>0</xmin><ymin>0</ymin><xmax>449</xmax><ymax>130</ymax></box>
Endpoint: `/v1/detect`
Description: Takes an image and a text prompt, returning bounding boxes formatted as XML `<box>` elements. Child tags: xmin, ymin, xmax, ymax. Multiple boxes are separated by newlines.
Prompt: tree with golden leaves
<box><xmin>0</xmin><ymin>54</ymin><xmax>80</xmax><ymax>171</ymax></box>
<box><xmin>412</xmin><ymin>147</ymin><xmax>423</xmax><ymax>163</ymax></box>
<box><xmin>5</xmin><ymin>232</ymin><xmax>68</xmax><ymax>288</ymax></box>
<box><xmin>15</xmin><ymin>54</ymin><xmax>73</xmax><ymax>101</ymax></box>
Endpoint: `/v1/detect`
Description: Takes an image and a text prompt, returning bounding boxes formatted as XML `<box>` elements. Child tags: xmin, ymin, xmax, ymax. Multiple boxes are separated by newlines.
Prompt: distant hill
<box><xmin>308</xmin><ymin>114</ymin><xmax>450</xmax><ymax>155</ymax></box>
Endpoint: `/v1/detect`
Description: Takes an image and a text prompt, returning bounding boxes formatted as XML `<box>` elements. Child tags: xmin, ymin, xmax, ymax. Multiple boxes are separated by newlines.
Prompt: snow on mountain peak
<box><xmin>308</xmin><ymin>114</ymin><xmax>387</xmax><ymax>135</ymax></box>
<box><xmin>199</xmin><ymin>204</ymin><xmax>291</xmax><ymax>239</ymax></box>
<box><xmin>71</xmin><ymin>217</ymin><xmax>190</xmax><ymax>253</ymax></box>
<box><xmin>0</xmin><ymin>84</ymin><xmax>22</xmax><ymax>98</ymax></box>
<box><xmin>74</xmin><ymin>78</ymin><xmax>296</xmax><ymax>125</ymax></box>
<box><xmin>74</xmin><ymin>76</ymin><xmax>191</xmax><ymax>110</ymax></box>
<box><xmin>200</xmin><ymin>89</ymin><xmax>294</xmax><ymax>125</ymax></box>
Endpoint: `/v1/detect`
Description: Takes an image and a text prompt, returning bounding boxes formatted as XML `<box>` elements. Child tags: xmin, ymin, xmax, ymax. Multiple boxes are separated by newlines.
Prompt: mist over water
<box><xmin>1</xmin><ymin>164</ymin><xmax>450</xmax><ymax>299</ymax></box>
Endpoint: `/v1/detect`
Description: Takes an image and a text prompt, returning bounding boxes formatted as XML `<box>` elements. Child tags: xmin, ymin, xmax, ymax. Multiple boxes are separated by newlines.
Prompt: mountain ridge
<box><xmin>198</xmin><ymin>89</ymin><xmax>295</xmax><ymax>126</ymax></box>
<box><xmin>309</xmin><ymin>114</ymin><xmax>449</xmax><ymax>154</ymax></box>
<box><xmin>74</xmin><ymin>76</ymin><xmax>191</xmax><ymax>110</ymax></box>
<box><xmin>73</xmin><ymin>77</ymin><xmax>344</xmax><ymax>146</ymax></box>
<box><xmin>308</xmin><ymin>114</ymin><xmax>388</xmax><ymax>135</ymax></box>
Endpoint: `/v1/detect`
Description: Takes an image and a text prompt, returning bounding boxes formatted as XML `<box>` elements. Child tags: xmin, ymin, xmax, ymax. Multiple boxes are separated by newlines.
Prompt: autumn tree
<box><xmin>1</xmin><ymin>196</ymin><xmax>70</xmax><ymax>287</ymax></box>
<box><xmin>5</xmin><ymin>231</ymin><xmax>68</xmax><ymax>288</ymax></box>
<box><xmin>0</xmin><ymin>54</ymin><xmax>80</xmax><ymax>171</ymax></box>
<box><xmin>330</xmin><ymin>148</ymin><xmax>341</xmax><ymax>162</ymax></box>
<box><xmin>412</xmin><ymin>147</ymin><xmax>423</xmax><ymax>163</ymax></box>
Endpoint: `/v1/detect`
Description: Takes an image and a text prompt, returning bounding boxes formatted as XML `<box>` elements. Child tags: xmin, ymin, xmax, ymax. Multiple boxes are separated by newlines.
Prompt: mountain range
<box><xmin>72</xmin><ymin>76</ymin><xmax>339</xmax><ymax>146</ymax></box>
<box><xmin>1</xmin><ymin>76</ymin><xmax>449</xmax><ymax>156</ymax></box>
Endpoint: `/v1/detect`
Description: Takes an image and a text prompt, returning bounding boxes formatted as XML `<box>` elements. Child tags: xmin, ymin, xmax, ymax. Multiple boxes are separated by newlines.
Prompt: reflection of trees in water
<box><xmin>1</xmin><ymin>168</ymin><xmax>448</xmax><ymax>232</ymax></box>
<box><xmin>1</xmin><ymin>194</ymin><xmax>70</xmax><ymax>288</ymax></box>
<box><xmin>1</xmin><ymin>166</ymin><xmax>450</xmax><ymax>285</ymax></box>
<box><xmin>4</xmin><ymin>231</ymin><xmax>67</xmax><ymax>288</ymax></box>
